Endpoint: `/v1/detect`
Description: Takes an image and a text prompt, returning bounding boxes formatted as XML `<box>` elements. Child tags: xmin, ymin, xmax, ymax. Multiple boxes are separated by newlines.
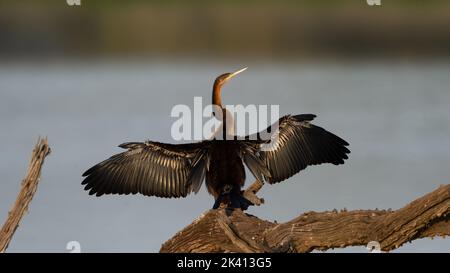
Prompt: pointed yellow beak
<box><xmin>225</xmin><ymin>67</ymin><xmax>247</xmax><ymax>82</ymax></box>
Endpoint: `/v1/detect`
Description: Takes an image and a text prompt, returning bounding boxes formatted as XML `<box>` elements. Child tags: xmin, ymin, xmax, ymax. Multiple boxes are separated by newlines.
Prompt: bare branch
<box><xmin>161</xmin><ymin>183</ymin><xmax>450</xmax><ymax>253</ymax></box>
<box><xmin>243</xmin><ymin>180</ymin><xmax>265</xmax><ymax>206</ymax></box>
<box><xmin>0</xmin><ymin>138</ymin><xmax>51</xmax><ymax>253</ymax></box>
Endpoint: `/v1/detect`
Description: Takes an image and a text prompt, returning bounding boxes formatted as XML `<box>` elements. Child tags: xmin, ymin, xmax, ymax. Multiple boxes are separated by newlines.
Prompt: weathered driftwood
<box><xmin>161</xmin><ymin>181</ymin><xmax>450</xmax><ymax>253</ymax></box>
<box><xmin>1</xmin><ymin>138</ymin><xmax>448</xmax><ymax>253</ymax></box>
<box><xmin>0</xmin><ymin>138</ymin><xmax>51</xmax><ymax>253</ymax></box>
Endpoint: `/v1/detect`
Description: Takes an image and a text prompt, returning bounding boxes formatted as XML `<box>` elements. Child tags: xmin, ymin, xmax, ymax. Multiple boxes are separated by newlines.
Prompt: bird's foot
<box><xmin>213</xmin><ymin>182</ymin><xmax>264</xmax><ymax>211</ymax></box>
<box><xmin>212</xmin><ymin>185</ymin><xmax>234</xmax><ymax>209</ymax></box>
<box><xmin>212</xmin><ymin>195</ymin><xmax>224</xmax><ymax>209</ymax></box>
<box><xmin>212</xmin><ymin>192</ymin><xmax>255</xmax><ymax>211</ymax></box>
<box><xmin>236</xmin><ymin>195</ymin><xmax>253</xmax><ymax>211</ymax></box>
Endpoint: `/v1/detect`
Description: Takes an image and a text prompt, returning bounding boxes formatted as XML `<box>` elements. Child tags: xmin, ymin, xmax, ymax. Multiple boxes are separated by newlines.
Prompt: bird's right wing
<box><xmin>82</xmin><ymin>141</ymin><xmax>209</xmax><ymax>198</ymax></box>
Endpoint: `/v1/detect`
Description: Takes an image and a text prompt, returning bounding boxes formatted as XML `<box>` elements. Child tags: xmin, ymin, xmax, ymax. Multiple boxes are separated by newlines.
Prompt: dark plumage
<box><xmin>82</xmin><ymin>68</ymin><xmax>350</xmax><ymax>209</ymax></box>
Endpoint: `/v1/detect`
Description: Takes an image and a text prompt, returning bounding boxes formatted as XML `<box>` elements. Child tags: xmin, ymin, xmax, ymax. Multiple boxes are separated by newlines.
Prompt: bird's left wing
<box><xmin>242</xmin><ymin>114</ymin><xmax>350</xmax><ymax>184</ymax></box>
<box><xmin>82</xmin><ymin>141</ymin><xmax>209</xmax><ymax>198</ymax></box>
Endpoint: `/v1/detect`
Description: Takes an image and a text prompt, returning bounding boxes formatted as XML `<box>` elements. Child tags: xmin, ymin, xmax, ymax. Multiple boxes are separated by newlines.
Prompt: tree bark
<box><xmin>0</xmin><ymin>138</ymin><xmax>51</xmax><ymax>253</ymax></box>
<box><xmin>160</xmin><ymin>181</ymin><xmax>450</xmax><ymax>253</ymax></box>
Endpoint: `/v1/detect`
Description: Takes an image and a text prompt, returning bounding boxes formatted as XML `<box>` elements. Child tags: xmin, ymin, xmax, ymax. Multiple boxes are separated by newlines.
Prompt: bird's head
<box><xmin>212</xmin><ymin>67</ymin><xmax>247</xmax><ymax>109</ymax></box>
<box><xmin>213</xmin><ymin>67</ymin><xmax>247</xmax><ymax>89</ymax></box>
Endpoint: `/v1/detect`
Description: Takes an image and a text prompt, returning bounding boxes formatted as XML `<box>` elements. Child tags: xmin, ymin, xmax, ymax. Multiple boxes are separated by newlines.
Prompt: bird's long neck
<box><xmin>212</xmin><ymin>81</ymin><xmax>223</xmax><ymax>108</ymax></box>
<box><xmin>212</xmin><ymin>81</ymin><xmax>235</xmax><ymax>138</ymax></box>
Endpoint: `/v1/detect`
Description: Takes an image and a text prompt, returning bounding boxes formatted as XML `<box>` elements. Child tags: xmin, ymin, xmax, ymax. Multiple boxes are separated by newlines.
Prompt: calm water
<box><xmin>0</xmin><ymin>61</ymin><xmax>449</xmax><ymax>252</ymax></box>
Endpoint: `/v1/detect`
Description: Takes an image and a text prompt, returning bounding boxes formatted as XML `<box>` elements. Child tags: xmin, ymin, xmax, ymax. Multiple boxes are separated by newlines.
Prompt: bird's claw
<box><xmin>213</xmin><ymin>181</ymin><xmax>264</xmax><ymax>211</ymax></box>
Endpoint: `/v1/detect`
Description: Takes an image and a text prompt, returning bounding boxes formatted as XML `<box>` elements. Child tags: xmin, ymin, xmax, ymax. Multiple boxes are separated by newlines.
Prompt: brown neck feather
<box><xmin>212</xmin><ymin>80</ymin><xmax>223</xmax><ymax>108</ymax></box>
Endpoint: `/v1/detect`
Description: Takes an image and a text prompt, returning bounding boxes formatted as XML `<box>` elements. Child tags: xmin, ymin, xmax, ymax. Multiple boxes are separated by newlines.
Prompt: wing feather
<box><xmin>82</xmin><ymin>141</ymin><xmax>209</xmax><ymax>198</ymax></box>
<box><xmin>243</xmin><ymin>115</ymin><xmax>350</xmax><ymax>184</ymax></box>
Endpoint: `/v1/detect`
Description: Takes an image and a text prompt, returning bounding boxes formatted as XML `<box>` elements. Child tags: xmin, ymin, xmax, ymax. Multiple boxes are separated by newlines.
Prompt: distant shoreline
<box><xmin>1</xmin><ymin>2</ymin><xmax>450</xmax><ymax>58</ymax></box>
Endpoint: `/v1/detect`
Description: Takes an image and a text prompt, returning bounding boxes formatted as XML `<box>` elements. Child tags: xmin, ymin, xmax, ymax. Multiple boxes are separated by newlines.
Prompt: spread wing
<box><xmin>82</xmin><ymin>141</ymin><xmax>209</xmax><ymax>198</ymax></box>
<box><xmin>243</xmin><ymin>114</ymin><xmax>350</xmax><ymax>184</ymax></box>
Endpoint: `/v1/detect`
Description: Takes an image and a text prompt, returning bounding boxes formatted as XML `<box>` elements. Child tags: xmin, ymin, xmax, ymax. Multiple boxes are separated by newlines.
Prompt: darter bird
<box><xmin>82</xmin><ymin>68</ymin><xmax>350</xmax><ymax>210</ymax></box>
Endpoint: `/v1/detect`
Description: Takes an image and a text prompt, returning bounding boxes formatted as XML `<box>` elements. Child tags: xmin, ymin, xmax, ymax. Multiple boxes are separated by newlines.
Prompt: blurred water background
<box><xmin>0</xmin><ymin>1</ymin><xmax>449</xmax><ymax>252</ymax></box>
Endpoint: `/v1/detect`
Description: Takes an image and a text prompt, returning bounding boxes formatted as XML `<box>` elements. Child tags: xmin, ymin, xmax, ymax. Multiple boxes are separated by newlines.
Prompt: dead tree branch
<box><xmin>0</xmin><ymin>138</ymin><xmax>51</xmax><ymax>253</ymax></box>
<box><xmin>161</xmin><ymin>183</ymin><xmax>450</xmax><ymax>253</ymax></box>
